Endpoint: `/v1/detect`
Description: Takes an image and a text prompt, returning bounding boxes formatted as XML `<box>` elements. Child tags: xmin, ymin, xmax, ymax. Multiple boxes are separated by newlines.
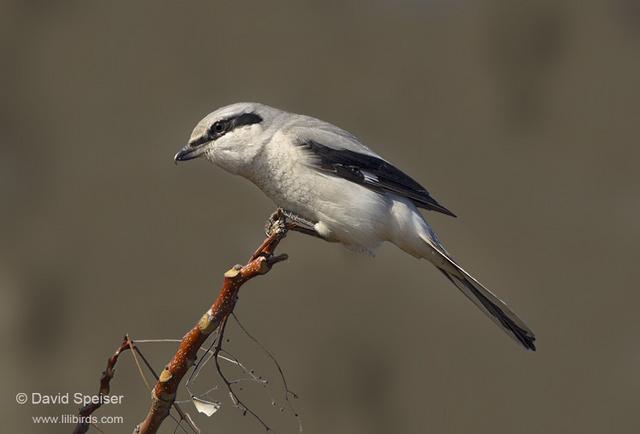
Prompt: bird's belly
<box><xmin>263</xmin><ymin>171</ymin><xmax>392</xmax><ymax>251</ymax></box>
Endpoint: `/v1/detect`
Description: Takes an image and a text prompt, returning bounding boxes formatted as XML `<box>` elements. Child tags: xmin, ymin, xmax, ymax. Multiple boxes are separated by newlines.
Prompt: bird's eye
<box><xmin>212</xmin><ymin>122</ymin><xmax>225</xmax><ymax>133</ymax></box>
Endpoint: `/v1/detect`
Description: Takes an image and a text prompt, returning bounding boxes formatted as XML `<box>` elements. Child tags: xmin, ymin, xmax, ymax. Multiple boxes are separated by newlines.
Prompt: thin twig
<box><xmin>72</xmin><ymin>336</ymin><xmax>131</xmax><ymax>434</ymax></box>
<box><xmin>212</xmin><ymin>316</ymin><xmax>273</xmax><ymax>431</ymax></box>
<box><xmin>232</xmin><ymin>313</ymin><xmax>304</xmax><ymax>433</ymax></box>
<box><xmin>127</xmin><ymin>337</ymin><xmax>153</xmax><ymax>391</ymax></box>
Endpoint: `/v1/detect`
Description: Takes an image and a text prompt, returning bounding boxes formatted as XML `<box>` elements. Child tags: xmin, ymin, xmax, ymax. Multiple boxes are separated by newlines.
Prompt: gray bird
<box><xmin>175</xmin><ymin>102</ymin><xmax>536</xmax><ymax>350</ymax></box>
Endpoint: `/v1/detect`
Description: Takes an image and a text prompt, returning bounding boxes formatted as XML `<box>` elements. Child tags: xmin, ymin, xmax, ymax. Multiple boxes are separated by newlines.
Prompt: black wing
<box><xmin>299</xmin><ymin>140</ymin><xmax>456</xmax><ymax>217</ymax></box>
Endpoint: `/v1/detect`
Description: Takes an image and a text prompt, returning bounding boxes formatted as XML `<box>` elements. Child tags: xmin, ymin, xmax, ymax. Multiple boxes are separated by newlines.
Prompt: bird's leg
<box><xmin>265</xmin><ymin>208</ymin><xmax>324</xmax><ymax>239</ymax></box>
<box><xmin>282</xmin><ymin>210</ymin><xmax>322</xmax><ymax>238</ymax></box>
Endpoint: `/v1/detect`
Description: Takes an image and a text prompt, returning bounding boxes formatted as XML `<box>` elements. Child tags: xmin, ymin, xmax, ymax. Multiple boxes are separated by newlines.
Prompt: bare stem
<box><xmin>73</xmin><ymin>336</ymin><xmax>131</xmax><ymax>434</ymax></box>
<box><xmin>133</xmin><ymin>214</ymin><xmax>291</xmax><ymax>434</ymax></box>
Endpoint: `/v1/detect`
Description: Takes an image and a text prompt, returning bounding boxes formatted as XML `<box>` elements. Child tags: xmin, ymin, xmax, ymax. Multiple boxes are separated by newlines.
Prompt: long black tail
<box><xmin>437</xmin><ymin>266</ymin><xmax>536</xmax><ymax>350</ymax></box>
<box><xmin>414</xmin><ymin>222</ymin><xmax>536</xmax><ymax>350</ymax></box>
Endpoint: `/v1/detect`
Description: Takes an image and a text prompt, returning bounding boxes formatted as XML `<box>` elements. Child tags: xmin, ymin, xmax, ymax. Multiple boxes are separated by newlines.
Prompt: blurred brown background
<box><xmin>2</xmin><ymin>1</ymin><xmax>639</xmax><ymax>433</ymax></box>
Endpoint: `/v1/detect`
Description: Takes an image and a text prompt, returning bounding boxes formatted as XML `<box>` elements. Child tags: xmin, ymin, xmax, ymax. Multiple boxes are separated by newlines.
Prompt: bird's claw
<box><xmin>264</xmin><ymin>209</ymin><xmax>287</xmax><ymax>236</ymax></box>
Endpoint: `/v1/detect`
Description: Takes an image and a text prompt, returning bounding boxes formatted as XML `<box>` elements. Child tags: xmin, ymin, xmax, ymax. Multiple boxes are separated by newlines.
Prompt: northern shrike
<box><xmin>175</xmin><ymin>102</ymin><xmax>536</xmax><ymax>350</ymax></box>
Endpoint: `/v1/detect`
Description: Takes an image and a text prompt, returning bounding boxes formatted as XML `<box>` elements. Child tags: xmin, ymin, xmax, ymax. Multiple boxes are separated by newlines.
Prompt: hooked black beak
<box><xmin>174</xmin><ymin>144</ymin><xmax>206</xmax><ymax>163</ymax></box>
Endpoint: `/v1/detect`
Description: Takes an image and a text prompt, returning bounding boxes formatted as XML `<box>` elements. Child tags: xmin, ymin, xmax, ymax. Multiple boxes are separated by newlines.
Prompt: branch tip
<box><xmin>224</xmin><ymin>267</ymin><xmax>242</xmax><ymax>278</ymax></box>
<box><xmin>268</xmin><ymin>253</ymin><xmax>289</xmax><ymax>265</ymax></box>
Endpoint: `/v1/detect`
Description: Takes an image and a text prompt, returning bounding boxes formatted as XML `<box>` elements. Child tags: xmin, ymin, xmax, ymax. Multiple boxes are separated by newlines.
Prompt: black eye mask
<box><xmin>208</xmin><ymin>113</ymin><xmax>263</xmax><ymax>140</ymax></box>
<box><xmin>188</xmin><ymin>112</ymin><xmax>263</xmax><ymax>148</ymax></box>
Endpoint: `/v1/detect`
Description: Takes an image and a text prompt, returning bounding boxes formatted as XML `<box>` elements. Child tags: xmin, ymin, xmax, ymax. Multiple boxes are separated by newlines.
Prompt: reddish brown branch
<box><xmin>133</xmin><ymin>218</ymin><xmax>291</xmax><ymax>434</ymax></box>
<box><xmin>73</xmin><ymin>336</ymin><xmax>131</xmax><ymax>434</ymax></box>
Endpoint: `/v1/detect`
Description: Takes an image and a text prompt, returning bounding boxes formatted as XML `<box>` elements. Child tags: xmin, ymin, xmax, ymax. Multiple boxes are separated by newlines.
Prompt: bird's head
<box><xmin>174</xmin><ymin>102</ymin><xmax>276</xmax><ymax>175</ymax></box>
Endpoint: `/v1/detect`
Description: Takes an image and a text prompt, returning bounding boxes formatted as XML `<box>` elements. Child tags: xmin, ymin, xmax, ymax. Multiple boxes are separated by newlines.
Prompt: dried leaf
<box><xmin>192</xmin><ymin>397</ymin><xmax>221</xmax><ymax>417</ymax></box>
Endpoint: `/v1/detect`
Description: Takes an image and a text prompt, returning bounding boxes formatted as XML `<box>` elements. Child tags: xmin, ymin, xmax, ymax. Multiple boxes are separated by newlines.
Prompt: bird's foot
<box><xmin>265</xmin><ymin>209</ymin><xmax>287</xmax><ymax>236</ymax></box>
<box><xmin>265</xmin><ymin>208</ymin><xmax>323</xmax><ymax>239</ymax></box>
